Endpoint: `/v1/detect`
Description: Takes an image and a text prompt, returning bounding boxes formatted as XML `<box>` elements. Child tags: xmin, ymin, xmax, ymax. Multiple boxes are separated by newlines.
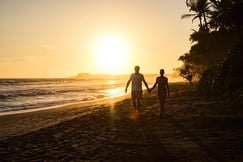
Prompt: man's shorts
<box><xmin>131</xmin><ymin>90</ymin><xmax>142</xmax><ymax>99</ymax></box>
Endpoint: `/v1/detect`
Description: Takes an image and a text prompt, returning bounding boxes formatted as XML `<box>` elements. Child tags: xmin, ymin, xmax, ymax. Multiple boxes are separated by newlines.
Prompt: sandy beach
<box><xmin>0</xmin><ymin>82</ymin><xmax>243</xmax><ymax>162</ymax></box>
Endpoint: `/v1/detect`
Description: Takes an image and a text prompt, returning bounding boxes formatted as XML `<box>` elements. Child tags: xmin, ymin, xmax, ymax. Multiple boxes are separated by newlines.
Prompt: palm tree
<box><xmin>181</xmin><ymin>0</ymin><xmax>212</xmax><ymax>31</ymax></box>
<box><xmin>209</xmin><ymin>0</ymin><xmax>243</xmax><ymax>35</ymax></box>
<box><xmin>208</xmin><ymin>0</ymin><xmax>233</xmax><ymax>30</ymax></box>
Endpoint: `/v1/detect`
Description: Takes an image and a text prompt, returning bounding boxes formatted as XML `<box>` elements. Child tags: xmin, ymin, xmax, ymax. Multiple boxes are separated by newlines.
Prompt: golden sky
<box><xmin>0</xmin><ymin>0</ymin><xmax>196</xmax><ymax>78</ymax></box>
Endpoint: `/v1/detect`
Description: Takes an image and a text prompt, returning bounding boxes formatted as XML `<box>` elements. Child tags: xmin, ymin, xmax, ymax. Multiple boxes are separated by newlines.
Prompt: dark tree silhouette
<box><xmin>178</xmin><ymin>0</ymin><xmax>243</xmax><ymax>98</ymax></box>
<box><xmin>181</xmin><ymin>0</ymin><xmax>211</xmax><ymax>31</ymax></box>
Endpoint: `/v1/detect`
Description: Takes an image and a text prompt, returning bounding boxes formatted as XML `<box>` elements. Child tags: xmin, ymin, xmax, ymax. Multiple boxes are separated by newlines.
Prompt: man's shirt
<box><xmin>129</xmin><ymin>73</ymin><xmax>145</xmax><ymax>92</ymax></box>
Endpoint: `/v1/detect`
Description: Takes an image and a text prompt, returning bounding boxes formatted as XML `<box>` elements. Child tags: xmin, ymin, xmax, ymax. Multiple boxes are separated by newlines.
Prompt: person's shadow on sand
<box><xmin>163</xmin><ymin>114</ymin><xmax>224</xmax><ymax>162</ymax></box>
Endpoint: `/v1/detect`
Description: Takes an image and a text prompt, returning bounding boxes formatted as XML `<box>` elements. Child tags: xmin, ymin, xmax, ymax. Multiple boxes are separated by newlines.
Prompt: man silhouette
<box><xmin>125</xmin><ymin>66</ymin><xmax>149</xmax><ymax>110</ymax></box>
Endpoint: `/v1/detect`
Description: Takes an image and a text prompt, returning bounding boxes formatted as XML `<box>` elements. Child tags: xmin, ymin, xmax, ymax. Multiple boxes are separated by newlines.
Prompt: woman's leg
<box><xmin>159</xmin><ymin>94</ymin><xmax>166</xmax><ymax>116</ymax></box>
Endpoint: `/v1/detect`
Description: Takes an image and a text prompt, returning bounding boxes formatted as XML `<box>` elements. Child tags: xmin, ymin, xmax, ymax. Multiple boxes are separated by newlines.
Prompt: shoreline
<box><xmin>0</xmin><ymin>80</ymin><xmax>186</xmax><ymax>115</ymax></box>
<box><xmin>0</xmin><ymin>93</ymin><xmax>129</xmax><ymax>117</ymax></box>
<box><xmin>0</xmin><ymin>93</ymin><xmax>130</xmax><ymax>140</ymax></box>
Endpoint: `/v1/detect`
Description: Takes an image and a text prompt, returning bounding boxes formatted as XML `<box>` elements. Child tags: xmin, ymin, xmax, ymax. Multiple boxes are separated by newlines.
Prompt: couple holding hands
<box><xmin>125</xmin><ymin>66</ymin><xmax>170</xmax><ymax>116</ymax></box>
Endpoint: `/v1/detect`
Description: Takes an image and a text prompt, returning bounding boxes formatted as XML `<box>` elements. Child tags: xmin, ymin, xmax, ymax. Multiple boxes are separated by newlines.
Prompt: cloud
<box><xmin>40</xmin><ymin>44</ymin><xmax>60</xmax><ymax>51</ymax></box>
<box><xmin>0</xmin><ymin>54</ymin><xmax>26</xmax><ymax>63</ymax></box>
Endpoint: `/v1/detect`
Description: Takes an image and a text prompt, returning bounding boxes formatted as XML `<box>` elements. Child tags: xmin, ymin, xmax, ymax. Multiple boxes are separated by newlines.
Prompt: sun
<box><xmin>95</xmin><ymin>35</ymin><xmax>129</xmax><ymax>74</ymax></box>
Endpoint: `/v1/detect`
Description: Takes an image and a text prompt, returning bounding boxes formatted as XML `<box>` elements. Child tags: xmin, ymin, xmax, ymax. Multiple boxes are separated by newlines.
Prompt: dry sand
<box><xmin>0</xmin><ymin>82</ymin><xmax>243</xmax><ymax>162</ymax></box>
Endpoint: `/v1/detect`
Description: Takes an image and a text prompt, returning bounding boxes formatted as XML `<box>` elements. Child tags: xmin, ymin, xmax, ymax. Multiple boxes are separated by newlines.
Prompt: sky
<box><xmin>0</xmin><ymin>0</ymin><xmax>197</xmax><ymax>78</ymax></box>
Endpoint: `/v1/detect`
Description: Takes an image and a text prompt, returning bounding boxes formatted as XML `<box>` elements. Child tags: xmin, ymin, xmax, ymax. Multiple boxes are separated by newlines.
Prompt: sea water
<box><xmin>0</xmin><ymin>77</ymin><xmax>129</xmax><ymax>112</ymax></box>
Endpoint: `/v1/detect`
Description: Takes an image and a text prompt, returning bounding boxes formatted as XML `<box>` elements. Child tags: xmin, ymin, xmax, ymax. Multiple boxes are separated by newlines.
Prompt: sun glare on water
<box><xmin>95</xmin><ymin>35</ymin><xmax>129</xmax><ymax>74</ymax></box>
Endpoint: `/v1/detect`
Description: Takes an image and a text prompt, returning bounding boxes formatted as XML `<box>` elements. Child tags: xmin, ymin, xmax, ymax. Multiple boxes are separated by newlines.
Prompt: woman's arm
<box><xmin>166</xmin><ymin>78</ymin><xmax>170</xmax><ymax>96</ymax></box>
<box><xmin>150</xmin><ymin>79</ymin><xmax>158</xmax><ymax>92</ymax></box>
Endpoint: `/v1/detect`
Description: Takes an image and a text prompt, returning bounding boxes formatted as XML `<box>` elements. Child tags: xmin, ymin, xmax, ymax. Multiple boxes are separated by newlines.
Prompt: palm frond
<box><xmin>181</xmin><ymin>14</ymin><xmax>196</xmax><ymax>19</ymax></box>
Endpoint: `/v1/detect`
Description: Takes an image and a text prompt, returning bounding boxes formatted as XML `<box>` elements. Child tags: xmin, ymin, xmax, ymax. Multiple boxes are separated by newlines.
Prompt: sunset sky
<box><xmin>0</xmin><ymin>0</ymin><xmax>197</xmax><ymax>78</ymax></box>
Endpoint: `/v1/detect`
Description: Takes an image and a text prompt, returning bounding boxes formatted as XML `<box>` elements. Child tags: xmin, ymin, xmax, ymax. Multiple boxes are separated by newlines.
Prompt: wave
<box><xmin>0</xmin><ymin>88</ymin><xmax>97</xmax><ymax>99</ymax></box>
<box><xmin>0</xmin><ymin>93</ymin><xmax>106</xmax><ymax>112</ymax></box>
<box><xmin>0</xmin><ymin>78</ymin><xmax>107</xmax><ymax>85</ymax></box>
<box><xmin>0</xmin><ymin>94</ymin><xmax>8</xmax><ymax>99</ymax></box>
<box><xmin>0</xmin><ymin>78</ymin><xmax>127</xmax><ymax>112</ymax></box>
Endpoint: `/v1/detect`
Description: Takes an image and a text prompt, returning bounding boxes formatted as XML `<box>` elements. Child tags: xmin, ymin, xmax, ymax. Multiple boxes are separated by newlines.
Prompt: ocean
<box><xmin>0</xmin><ymin>76</ymin><xmax>131</xmax><ymax>112</ymax></box>
<box><xmin>0</xmin><ymin>73</ymin><xmax>180</xmax><ymax>113</ymax></box>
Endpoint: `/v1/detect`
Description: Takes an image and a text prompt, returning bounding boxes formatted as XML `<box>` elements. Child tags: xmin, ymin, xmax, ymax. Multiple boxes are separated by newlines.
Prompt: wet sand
<box><xmin>0</xmin><ymin>83</ymin><xmax>243</xmax><ymax>162</ymax></box>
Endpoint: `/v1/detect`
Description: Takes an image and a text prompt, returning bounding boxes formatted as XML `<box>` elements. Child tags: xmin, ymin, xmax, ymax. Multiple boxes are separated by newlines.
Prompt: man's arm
<box><xmin>143</xmin><ymin>80</ymin><xmax>149</xmax><ymax>90</ymax></box>
<box><xmin>125</xmin><ymin>79</ymin><xmax>131</xmax><ymax>93</ymax></box>
<box><xmin>142</xmin><ymin>76</ymin><xmax>150</xmax><ymax>92</ymax></box>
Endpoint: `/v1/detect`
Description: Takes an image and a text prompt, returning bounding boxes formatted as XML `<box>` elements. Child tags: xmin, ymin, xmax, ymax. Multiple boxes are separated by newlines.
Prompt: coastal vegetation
<box><xmin>177</xmin><ymin>0</ymin><xmax>243</xmax><ymax>98</ymax></box>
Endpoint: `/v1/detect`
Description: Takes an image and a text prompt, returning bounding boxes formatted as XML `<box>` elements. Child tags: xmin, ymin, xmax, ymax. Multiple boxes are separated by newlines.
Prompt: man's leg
<box><xmin>132</xmin><ymin>98</ymin><xmax>137</xmax><ymax>109</ymax></box>
<box><xmin>137</xmin><ymin>90</ymin><xmax>142</xmax><ymax>110</ymax></box>
<box><xmin>137</xmin><ymin>99</ymin><xmax>141</xmax><ymax>110</ymax></box>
